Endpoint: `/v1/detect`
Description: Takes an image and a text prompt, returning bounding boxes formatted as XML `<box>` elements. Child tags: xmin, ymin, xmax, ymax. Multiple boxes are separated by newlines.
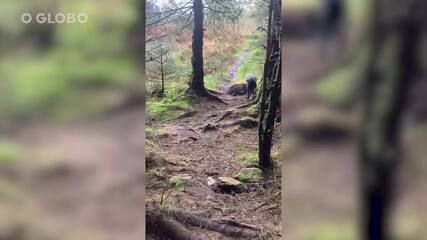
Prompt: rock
<box><xmin>235</xmin><ymin>168</ymin><xmax>263</xmax><ymax>183</ymax></box>
<box><xmin>217</xmin><ymin>177</ymin><xmax>244</xmax><ymax>192</ymax></box>
<box><xmin>207</xmin><ymin>177</ymin><xmax>216</xmax><ymax>186</ymax></box>
<box><xmin>218</xmin><ymin>177</ymin><xmax>241</xmax><ymax>185</ymax></box>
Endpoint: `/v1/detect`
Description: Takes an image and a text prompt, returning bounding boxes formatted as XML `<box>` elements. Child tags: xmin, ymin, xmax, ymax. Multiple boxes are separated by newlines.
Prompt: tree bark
<box><xmin>258</xmin><ymin>0</ymin><xmax>282</xmax><ymax>169</ymax></box>
<box><xmin>359</xmin><ymin>1</ymin><xmax>423</xmax><ymax>239</ymax></box>
<box><xmin>189</xmin><ymin>0</ymin><xmax>206</xmax><ymax>95</ymax></box>
<box><xmin>160</xmin><ymin>45</ymin><xmax>165</xmax><ymax>97</ymax></box>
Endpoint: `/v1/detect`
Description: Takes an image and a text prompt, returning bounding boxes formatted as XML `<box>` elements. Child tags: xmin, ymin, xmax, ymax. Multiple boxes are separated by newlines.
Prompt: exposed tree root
<box><xmin>186</xmin><ymin>88</ymin><xmax>229</xmax><ymax>105</ymax></box>
<box><xmin>207</xmin><ymin>89</ymin><xmax>224</xmax><ymax>96</ymax></box>
<box><xmin>215</xmin><ymin>109</ymin><xmax>235</xmax><ymax>123</ymax></box>
<box><xmin>169</xmin><ymin>209</ymin><xmax>260</xmax><ymax>238</ymax></box>
<box><xmin>201</xmin><ymin>117</ymin><xmax>258</xmax><ymax>132</ymax></box>
<box><xmin>236</xmin><ymin>99</ymin><xmax>258</xmax><ymax>109</ymax></box>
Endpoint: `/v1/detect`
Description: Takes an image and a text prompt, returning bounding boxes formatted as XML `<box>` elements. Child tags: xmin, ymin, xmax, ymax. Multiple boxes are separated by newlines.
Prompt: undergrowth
<box><xmin>236</xmin><ymin>34</ymin><xmax>266</xmax><ymax>84</ymax></box>
<box><xmin>146</xmin><ymin>93</ymin><xmax>191</xmax><ymax>121</ymax></box>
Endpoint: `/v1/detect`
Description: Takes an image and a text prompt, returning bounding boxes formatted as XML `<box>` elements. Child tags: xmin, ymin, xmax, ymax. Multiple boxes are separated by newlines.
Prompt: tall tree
<box><xmin>190</xmin><ymin>0</ymin><xmax>206</xmax><ymax>95</ymax></box>
<box><xmin>258</xmin><ymin>0</ymin><xmax>282</xmax><ymax>169</ymax></box>
<box><xmin>358</xmin><ymin>1</ymin><xmax>424</xmax><ymax>239</ymax></box>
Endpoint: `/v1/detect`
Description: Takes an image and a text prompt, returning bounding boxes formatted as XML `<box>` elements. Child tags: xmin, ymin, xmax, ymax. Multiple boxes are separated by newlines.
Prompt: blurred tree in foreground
<box><xmin>359</xmin><ymin>0</ymin><xmax>425</xmax><ymax>239</ymax></box>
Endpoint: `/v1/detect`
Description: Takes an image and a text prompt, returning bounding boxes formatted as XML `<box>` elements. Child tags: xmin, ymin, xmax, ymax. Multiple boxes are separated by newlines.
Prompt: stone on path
<box><xmin>217</xmin><ymin>177</ymin><xmax>244</xmax><ymax>192</ymax></box>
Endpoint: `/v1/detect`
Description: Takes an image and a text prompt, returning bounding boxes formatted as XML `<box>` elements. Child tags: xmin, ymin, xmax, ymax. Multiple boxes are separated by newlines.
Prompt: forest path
<box><xmin>146</xmin><ymin>56</ymin><xmax>282</xmax><ymax>239</ymax></box>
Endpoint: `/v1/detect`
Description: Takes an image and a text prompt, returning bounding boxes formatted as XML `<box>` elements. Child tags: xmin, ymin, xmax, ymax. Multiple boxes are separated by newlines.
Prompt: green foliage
<box><xmin>0</xmin><ymin>141</ymin><xmax>22</xmax><ymax>166</ymax></box>
<box><xmin>205</xmin><ymin>74</ymin><xmax>226</xmax><ymax>90</ymax></box>
<box><xmin>239</xmin><ymin>152</ymin><xmax>258</xmax><ymax>166</ymax></box>
<box><xmin>236</xmin><ymin>34</ymin><xmax>265</xmax><ymax>83</ymax></box>
<box><xmin>146</xmin><ymin>95</ymin><xmax>191</xmax><ymax>121</ymax></box>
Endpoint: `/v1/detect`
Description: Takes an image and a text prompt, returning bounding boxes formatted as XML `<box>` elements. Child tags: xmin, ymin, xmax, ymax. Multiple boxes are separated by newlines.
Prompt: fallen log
<box><xmin>169</xmin><ymin>209</ymin><xmax>260</xmax><ymax>238</ymax></box>
<box><xmin>146</xmin><ymin>206</ymin><xmax>260</xmax><ymax>239</ymax></box>
<box><xmin>146</xmin><ymin>208</ymin><xmax>202</xmax><ymax>240</ymax></box>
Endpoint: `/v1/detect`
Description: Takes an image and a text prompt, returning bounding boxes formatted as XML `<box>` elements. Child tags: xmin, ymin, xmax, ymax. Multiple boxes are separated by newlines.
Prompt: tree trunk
<box><xmin>189</xmin><ymin>0</ymin><xmax>206</xmax><ymax>95</ymax></box>
<box><xmin>258</xmin><ymin>0</ymin><xmax>282</xmax><ymax>169</ymax></box>
<box><xmin>359</xmin><ymin>1</ymin><xmax>422</xmax><ymax>239</ymax></box>
<box><xmin>160</xmin><ymin>45</ymin><xmax>165</xmax><ymax>97</ymax></box>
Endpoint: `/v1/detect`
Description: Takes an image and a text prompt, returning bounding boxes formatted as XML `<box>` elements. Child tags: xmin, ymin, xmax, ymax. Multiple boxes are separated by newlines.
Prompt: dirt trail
<box><xmin>146</xmin><ymin>58</ymin><xmax>282</xmax><ymax>239</ymax></box>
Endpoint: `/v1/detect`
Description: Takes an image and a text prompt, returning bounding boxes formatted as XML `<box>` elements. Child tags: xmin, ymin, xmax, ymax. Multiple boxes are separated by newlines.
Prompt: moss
<box><xmin>146</xmin><ymin>96</ymin><xmax>191</xmax><ymax>121</ymax></box>
<box><xmin>0</xmin><ymin>141</ymin><xmax>22</xmax><ymax>166</ymax></box>
<box><xmin>235</xmin><ymin>168</ymin><xmax>263</xmax><ymax>183</ymax></box>
<box><xmin>239</xmin><ymin>152</ymin><xmax>258</xmax><ymax>166</ymax></box>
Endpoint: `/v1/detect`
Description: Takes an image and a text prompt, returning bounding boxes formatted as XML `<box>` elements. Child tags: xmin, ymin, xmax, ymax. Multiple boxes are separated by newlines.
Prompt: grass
<box><xmin>205</xmin><ymin>74</ymin><xmax>226</xmax><ymax>90</ymax></box>
<box><xmin>146</xmin><ymin>96</ymin><xmax>191</xmax><ymax>121</ymax></box>
<box><xmin>236</xmin><ymin>34</ymin><xmax>265</xmax><ymax>84</ymax></box>
<box><xmin>239</xmin><ymin>152</ymin><xmax>258</xmax><ymax>166</ymax></box>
